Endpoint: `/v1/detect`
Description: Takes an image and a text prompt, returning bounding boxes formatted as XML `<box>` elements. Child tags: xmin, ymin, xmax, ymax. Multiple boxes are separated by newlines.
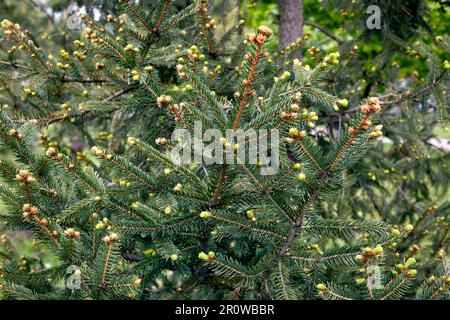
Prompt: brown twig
<box><xmin>304</xmin><ymin>21</ymin><xmax>343</xmax><ymax>44</ymax></box>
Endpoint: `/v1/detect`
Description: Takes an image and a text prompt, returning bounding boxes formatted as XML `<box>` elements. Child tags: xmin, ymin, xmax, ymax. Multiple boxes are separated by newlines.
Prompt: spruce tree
<box><xmin>0</xmin><ymin>0</ymin><xmax>448</xmax><ymax>300</ymax></box>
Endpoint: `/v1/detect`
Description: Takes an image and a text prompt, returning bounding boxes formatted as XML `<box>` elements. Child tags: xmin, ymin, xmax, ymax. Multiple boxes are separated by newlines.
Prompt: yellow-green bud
<box><xmin>281</xmin><ymin>71</ymin><xmax>291</xmax><ymax>80</ymax></box>
<box><xmin>395</xmin><ymin>263</ymin><xmax>404</xmax><ymax>271</ymax></box>
<box><xmin>338</xmin><ymin>98</ymin><xmax>349</xmax><ymax>108</ymax></box>
<box><xmin>444</xmin><ymin>60</ymin><xmax>450</xmax><ymax>70</ymax></box>
<box><xmin>95</xmin><ymin>222</ymin><xmax>105</xmax><ymax>230</ymax></box>
<box><xmin>405</xmin><ymin>257</ymin><xmax>416</xmax><ymax>267</ymax></box>
<box><xmin>288</xmin><ymin>128</ymin><xmax>299</xmax><ymax>136</ymax></box>
<box><xmin>316</xmin><ymin>283</ymin><xmax>327</xmax><ymax>291</ymax></box>
<box><xmin>200</xmin><ymin>211</ymin><xmax>212</xmax><ymax>219</ymax></box>
<box><xmin>406</xmin><ymin>269</ymin><xmax>417</xmax><ymax>278</ymax></box>
<box><xmin>198</xmin><ymin>251</ymin><xmax>209</xmax><ymax>261</ymax></box>
<box><xmin>373</xmin><ymin>245</ymin><xmax>383</xmax><ymax>255</ymax></box>
<box><xmin>427</xmin><ymin>275</ymin><xmax>436</xmax><ymax>284</ymax></box>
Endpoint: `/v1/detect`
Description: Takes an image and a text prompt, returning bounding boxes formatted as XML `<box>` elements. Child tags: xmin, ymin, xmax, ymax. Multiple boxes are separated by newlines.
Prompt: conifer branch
<box><xmin>304</xmin><ymin>21</ymin><xmax>343</xmax><ymax>44</ymax></box>
<box><xmin>210</xmin><ymin>214</ymin><xmax>287</xmax><ymax>240</ymax></box>
<box><xmin>211</xmin><ymin>164</ymin><xmax>227</xmax><ymax>206</ymax></box>
<box><xmin>381</xmin><ymin>277</ymin><xmax>408</xmax><ymax>300</ymax></box>
<box><xmin>240</xmin><ymin>164</ymin><xmax>294</xmax><ymax>223</ymax></box>
<box><xmin>233</xmin><ymin>40</ymin><xmax>265</xmax><ymax>129</ymax></box>
<box><xmin>294</xmin><ymin>139</ymin><xmax>325</xmax><ymax>174</ymax></box>
<box><xmin>154</xmin><ymin>0</ymin><xmax>172</xmax><ymax>32</ymax></box>
<box><xmin>101</xmin><ymin>243</ymin><xmax>113</xmax><ymax>286</ymax></box>
<box><xmin>324</xmin><ymin>289</ymin><xmax>352</xmax><ymax>300</ymax></box>
<box><xmin>276</xmin><ymin>260</ymin><xmax>290</xmax><ymax>299</ymax></box>
<box><xmin>123</xmin><ymin>0</ymin><xmax>154</xmax><ymax>35</ymax></box>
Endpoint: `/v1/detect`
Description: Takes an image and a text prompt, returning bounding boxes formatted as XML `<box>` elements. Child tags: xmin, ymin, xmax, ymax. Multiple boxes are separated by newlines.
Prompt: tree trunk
<box><xmin>279</xmin><ymin>0</ymin><xmax>303</xmax><ymax>57</ymax></box>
